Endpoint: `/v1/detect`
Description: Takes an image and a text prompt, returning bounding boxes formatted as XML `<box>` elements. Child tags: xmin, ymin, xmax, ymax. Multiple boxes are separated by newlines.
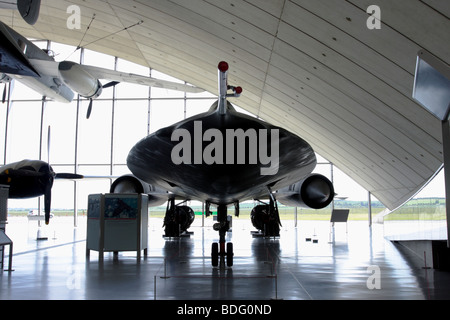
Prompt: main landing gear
<box><xmin>251</xmin><ymin>194</ymin><xmax>281</xmax><ymax>238</ymax></box>
<box><xmin>210</xmin><ymin>203</ymin><xmax>235</xmax><ymax>267</ymax></box>
<box><xmin>163</xmin><ymin>198</ymin><xmax>195</xmax><ymax>237</ymax></box>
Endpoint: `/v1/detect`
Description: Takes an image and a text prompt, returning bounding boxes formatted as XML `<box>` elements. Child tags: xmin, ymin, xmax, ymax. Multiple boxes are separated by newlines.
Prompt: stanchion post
<box><xmin>154</xmin><ymin>275</ymin><xmax>156</xmax><ymax>300</ymax></box>
<box><xmin>160</xmin><ymin>258</ymin><xmax>170</xmax><ymax>279</ymax></box>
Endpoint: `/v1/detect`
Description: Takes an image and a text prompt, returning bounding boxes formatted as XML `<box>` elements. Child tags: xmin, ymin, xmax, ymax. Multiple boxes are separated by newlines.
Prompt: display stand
<box><xmin>330</xmin><ymin>209</ymin><xmax>350</xmax><ymax>228</ymax></box>
<box><xmin>0</xmin><ymin>230</ymin><xmax>13</xmax><ymax>271</ymax></box>
<box><xmin>86</xmin><ymin>193</ymin><xmax>148</xmax><ymax>260</ymax></box>
<box><xmin>329</xmin><ymin>209</ymin><xmax>350</xmax><ymax>243</ymax></box>
<box><xmin>0</xmin><ymin>185</ymin><xmax>13</xmax><ymax>271</ymax></box>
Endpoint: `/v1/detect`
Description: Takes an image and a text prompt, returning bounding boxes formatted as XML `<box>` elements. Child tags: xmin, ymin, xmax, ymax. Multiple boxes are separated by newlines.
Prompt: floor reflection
<box><xmin>1</xmin><ymin>217</ymin><xmax>449</xmax><ymax>300</ymax></box>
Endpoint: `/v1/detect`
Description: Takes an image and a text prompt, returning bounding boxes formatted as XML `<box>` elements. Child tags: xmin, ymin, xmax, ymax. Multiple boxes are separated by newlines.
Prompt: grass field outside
<box><xmin>7</xmin><ymin>198</ymin><xmax>444</xmax><ymax>222</ymax></box>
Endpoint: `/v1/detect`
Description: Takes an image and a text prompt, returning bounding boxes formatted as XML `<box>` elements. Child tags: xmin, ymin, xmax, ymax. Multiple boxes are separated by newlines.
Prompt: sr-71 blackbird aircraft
<box><xmin>108</xmin><ymin>61</ymin><xmax>335</xmax><ymax>267</ymax></box>
<box><xmin>0</xmin><ymin>17</ymin><xmax>334</xmax><ymax>265</ymax></box>
<box><xmin>0</xmin><ymin>60</ymin><xmax>334</xmax><ymax>267</ymax></box>
<box><xmin>0</xmin><ymin>20</ymin><xmax>204</xmax><ymax>118</ymax></box>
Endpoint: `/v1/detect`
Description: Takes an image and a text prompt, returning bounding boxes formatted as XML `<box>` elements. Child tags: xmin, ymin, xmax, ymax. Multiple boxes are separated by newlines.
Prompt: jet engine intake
<box><xmin>110</xmin><ymin>174</ymin><xmax>168</xmax><ymax>207</ymax></box>
<box><xmin>276</xmin><ymin>174</ymin><xmax>334</xmax><ymax>209</ymax></box>
<box><xmin>110</xmin><ymin>174</ymin><xmax>152</xmax><ymax>194</ymax></box>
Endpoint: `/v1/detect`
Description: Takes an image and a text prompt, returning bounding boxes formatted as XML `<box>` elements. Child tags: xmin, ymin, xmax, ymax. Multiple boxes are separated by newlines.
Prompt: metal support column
<box><xmin>202</xmin><ymin>202</ymin><xmax>205</xmax><ymax>228</ymax></box>
<box><xmin>3</xmin><ymin>79</ymin><xmax>13</xmax><ymax>165</ymax></box>
<box><xmin>73</xmin><ymin>47</ymin><xmax>85</xmax><ymax>227</ymax></box>
<box><xmin>38</xmin><ymin>94</ymin><xmax>48</xmax><ymax>227</ymax></box>
<box><xmin>294</xmin><ymin>207</ymin><xmax>298</xmax><ymax>228</ymax></box>
<box><xmin>330</xmin><ymin>162</ymin><xmax>334</xmax><ymax>211</ymax></box>
<box><xmin>0</xmin><ymin>185</ymin><xmax>13</xmax><ymax>271</ymax></box>
<box><xmin>368</xmin><ymin>191</ymin><xmax>372</xmax><ymax>227</ymax></box>
<box><xmin>147</xmin><ymin>68</ymin><xmax>153</xmax><ymax>136</ymax></box>
<box><xmin>442</xmin><ymin>119</ymin><xmax>450</xmax><ymax>247</ymax></box>
<box><xmin>109</xmin><ymin>57</ymin><xmax>118</xmax><ymax>185</ymax></box>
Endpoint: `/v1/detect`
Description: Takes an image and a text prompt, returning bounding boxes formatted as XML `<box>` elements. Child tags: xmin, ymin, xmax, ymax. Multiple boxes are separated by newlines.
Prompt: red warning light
<box><xmin>218</xmin><ymin>61</ymin><xmax>229</xmax><ymax>72</ymax></box>
<box><xmin>235</xmin><ymin>86</ymin><xmax>243</xmax><ymax>94</ymax></box>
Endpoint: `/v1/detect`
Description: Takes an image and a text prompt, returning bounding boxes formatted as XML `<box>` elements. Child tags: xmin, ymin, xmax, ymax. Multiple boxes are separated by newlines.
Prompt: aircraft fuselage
<box><xmin>127</xmin><ymin>101</ymin><xmax>317</xmax><ymax>206</ymax></box>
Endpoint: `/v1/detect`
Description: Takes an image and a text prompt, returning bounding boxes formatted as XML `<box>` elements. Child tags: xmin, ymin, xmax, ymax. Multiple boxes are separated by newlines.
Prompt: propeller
<box><xmin>44</xmin><ymin>177</ymin><xmax>52</xmax><ymax>224</ymax></box>
<box><xmin>54</xmin><ymin>173</ymin><xmax>84</xmax><ymax>179</ymax></box>
<box><xmin>43</xmin><ymin>170</ymin><xmax>84</xmax><ymax>225</ymax></box>
<box><xmin>103</xmin><ymin>81</ymin><xmax>119</xmax><ymax>89</ymax></box>
<box><xmin>86</xmin><ymin>81</ymin><xmax>119</xmax><ymax>119</ymax></box>
<box><xmin>43</xmin><ymin>126</ymin><xmax>83</xmax><ymax>224</ymax></box>
<box><xmin>86</xmin><ymin>99</ymin><xmax>93</xmax><ymax>119</ymax></box>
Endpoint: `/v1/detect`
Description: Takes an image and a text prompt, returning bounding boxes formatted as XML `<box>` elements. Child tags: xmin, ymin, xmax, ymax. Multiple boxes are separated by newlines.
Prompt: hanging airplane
<box><xmin>0</xmin><ymin>0</ymin><xmax>41</xmax><ymax>25</ymax></box>
<box><xmin>0</xmin><ymin>125</ymin><xmax>83</xmax><ymax>225</ymax></box>
<box><xmin>0</xmin><ymin>160</ymin><xmax>83</xmax><ymax>225</ymax></box>
<box><xmin>0</xmin><ymin>20</ymin><xmax>204</xmax><ymax>118</ymax></box>
<box><xmin>108</xmin><ymin>61</ymin><xmax>335</xmax><ymax>267</ymax></box>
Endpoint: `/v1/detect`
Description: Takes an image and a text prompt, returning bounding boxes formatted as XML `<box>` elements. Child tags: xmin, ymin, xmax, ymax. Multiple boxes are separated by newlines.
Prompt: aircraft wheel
<box><xmin>211</xmin><ymin>243</ymin><xmax>219</xmax><ymax>267</ymax></box>
<box><xmin>226</xmin><ymin>242</ymin><xmax>233</xmax><ymax>267</ymax></box>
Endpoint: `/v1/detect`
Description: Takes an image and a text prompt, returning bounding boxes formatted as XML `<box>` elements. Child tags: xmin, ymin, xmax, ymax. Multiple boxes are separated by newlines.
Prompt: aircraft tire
<box><xmin>211</xmin><ymin>243</ymin><xmax>219</xmax><ymax>267</ymax></box>
<box><xmin>226</xmin><ymin>242</ymin><xmax>233</xmax><ymax>267</ymax></box>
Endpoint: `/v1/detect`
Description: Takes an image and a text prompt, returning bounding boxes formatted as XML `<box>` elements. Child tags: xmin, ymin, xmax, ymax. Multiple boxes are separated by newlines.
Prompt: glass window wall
<box><xmin>7</xmin><ymin>39</ymin><xmax>441</xmax><ymax>233</ymax></box>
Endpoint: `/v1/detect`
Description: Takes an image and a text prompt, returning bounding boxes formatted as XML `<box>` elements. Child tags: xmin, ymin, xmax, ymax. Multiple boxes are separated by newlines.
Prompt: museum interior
<box><xmin>0</xmin><ymin>0</ymin><xmax>449</xmax><ymax>303</ymax></box>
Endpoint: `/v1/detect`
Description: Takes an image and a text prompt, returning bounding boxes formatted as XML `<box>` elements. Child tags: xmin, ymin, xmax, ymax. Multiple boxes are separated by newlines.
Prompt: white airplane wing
<box><xmin>28</xmin><ymin>59</ymin><xmax>59</xmax><ymax>77</ymax></box>
<box><xmin>80</xmin><ymin>65</ymin><xmax>205</xmax><ymax>93</ymax></box>
<box><xmin>28</xmin><ymin>59</ymin><xmax>205</xmax><ymax>94</ymax></box>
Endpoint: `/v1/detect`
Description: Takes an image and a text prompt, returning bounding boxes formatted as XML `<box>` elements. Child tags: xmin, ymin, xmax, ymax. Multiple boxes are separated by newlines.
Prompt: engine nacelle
<box><xmin>110</xmin><ymin>174</ymin><xmax>151</xmax><ymax>194</ymax></box>
<box><xmin>58</xmin><ymin>61</ymin><xmax>102</xmax><ymax>99</ymax></box>
<box><xmin>250</xmin><ymin>204</ymin><xmax>280</xmax><ymax>236</ymax></box>
<box><xmin>276</xmin><ymin>174</ymin><xmax>334</xmax><ymax>209</ymax></box>
<box><xmin>164</xmin><ymin>205</ymin><xmax>195</xmax><ymax>235</ymax></box>
<box><xmin>17</xmin><ymin>0</ymin><xmax>41</xmax><ymax>25</ymax></box>
<box><xmin>110</xmin><ymin>174</ymin><xmax>167</xmax><ymax>207</ymax></box>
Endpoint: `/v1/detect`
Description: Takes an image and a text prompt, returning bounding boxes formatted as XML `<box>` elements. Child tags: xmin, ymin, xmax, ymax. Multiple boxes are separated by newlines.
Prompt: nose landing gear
<box><xmin>211</xmin><ymin>242</ymin><xmax>233</xmax><ymax>267</ymax></box>
<box><xmin>211</xmin><ymin>204</ymin><xmax>234</xmax><ymax>267</ymax></box>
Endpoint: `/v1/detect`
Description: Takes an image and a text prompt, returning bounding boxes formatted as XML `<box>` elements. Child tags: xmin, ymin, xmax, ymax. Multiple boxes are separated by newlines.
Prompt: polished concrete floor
<box><xmin>1</xmin><ymin>215</ymin><xmax>450</xmax><ymax>300</ymax></box>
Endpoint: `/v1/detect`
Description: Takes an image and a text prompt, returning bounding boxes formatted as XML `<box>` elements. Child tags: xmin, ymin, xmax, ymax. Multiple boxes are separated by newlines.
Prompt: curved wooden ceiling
<box><xmin>1</xmin><ymin>0</ymin><xmax>449</xmax><ymax>210</ymax></box>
